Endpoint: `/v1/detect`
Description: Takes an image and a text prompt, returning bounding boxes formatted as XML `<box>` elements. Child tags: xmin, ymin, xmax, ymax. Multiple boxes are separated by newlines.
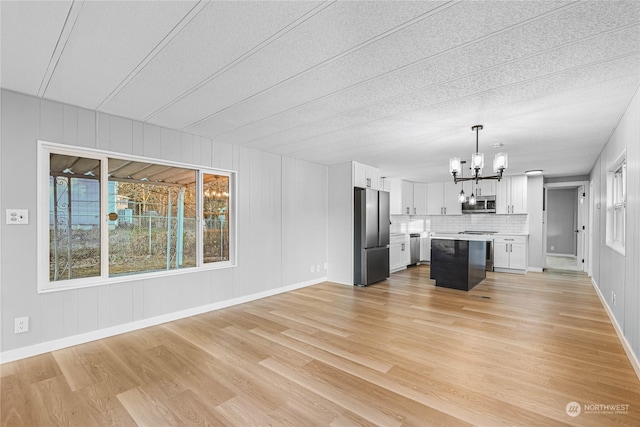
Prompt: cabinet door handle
<box><xmin>506</xmin><ymin>245</ymin><xmax>508</xmax><ymax>253</ymax></box>
<box><xmin>505</xmin><ymin>239</ymin><xmax>514</xmax><ymax>241</ymax></box>
<box><xmin>406</xmin><ymin>207</ymin><xmax>410</xmax><ymax>214</ymax></box>
<box><xmin>444</xmin><ymin>207</ymin><xmax>447</xmax><ymax>215</ymax></box>
<box><xmin>414</xmin><ymin>207</ymin><xmax>416</xmax><ymax>214</ymax></box>
<box><xmin>401</xmin><ymin>243</ymin><xmax>405</xmax><ymax>251</ymax></box>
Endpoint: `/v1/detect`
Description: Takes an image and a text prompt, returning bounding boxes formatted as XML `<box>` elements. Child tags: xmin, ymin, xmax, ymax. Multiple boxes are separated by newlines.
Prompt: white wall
<box><xmin>590</xmin><ymin>85</ymin><xmax>640</xmax><ymax>369</ymax></box>
<box><xmin>526</xmin><ymin>175</ymin><xmax>544</xmax><ymax>270</ymax></box>
<box><xmin>0</xmin><ymin>90</ymin><xmax>328</xmax><ymax>357</ymax></box>
<box><xmin>327</xmin><ymin>162</ymin><xmax>353</xmax><ymax>285</ymax></box>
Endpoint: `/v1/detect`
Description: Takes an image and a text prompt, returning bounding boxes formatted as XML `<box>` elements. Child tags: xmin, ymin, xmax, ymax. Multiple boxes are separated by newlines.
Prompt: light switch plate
<box><xmin>6</xmin><ymin>209</ymin><xmax>29</xmax><ymax>225</ymax></box>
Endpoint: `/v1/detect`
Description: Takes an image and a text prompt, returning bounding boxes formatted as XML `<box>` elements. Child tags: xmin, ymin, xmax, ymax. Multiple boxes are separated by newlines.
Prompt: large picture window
<box><xmin>39</xmin><ymin>142</ymin><xmax>235</xmax><ymax>292</ymax></box>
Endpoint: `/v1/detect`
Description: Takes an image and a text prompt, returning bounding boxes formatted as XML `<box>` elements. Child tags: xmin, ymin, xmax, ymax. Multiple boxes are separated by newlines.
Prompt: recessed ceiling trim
<box><xmin>95</xmin><ymin>1</ymin><xmax>210</xmax><ymax>112</ymax></box>
<box><xmin>186</xmin><ymin>0</ymin><xmax>581</xmax><ymax>136</ymax></box>
<box><xmin>141</xmin><ymin>1</ymin><xmax>337</xmax><ymax>124</ymax></box>
<box><xmin>38</xmin><ymin>0</ymin><xmax>84</xmax><ymax>98</ymax></box>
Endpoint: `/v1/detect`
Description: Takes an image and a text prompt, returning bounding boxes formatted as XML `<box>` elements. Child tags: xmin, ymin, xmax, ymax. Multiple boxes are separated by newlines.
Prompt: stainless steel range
<box><xmin>458</xmin><ymin>231</ymin><xmax>496</xmax><ymax>271</ymax></box>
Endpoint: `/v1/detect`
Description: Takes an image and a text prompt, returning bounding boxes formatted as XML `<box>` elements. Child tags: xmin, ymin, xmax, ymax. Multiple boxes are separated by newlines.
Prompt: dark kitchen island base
<box><xmin>430</xmin><ymin>238</ymin><xmax>487</xmax><ymax>291</ymax></box>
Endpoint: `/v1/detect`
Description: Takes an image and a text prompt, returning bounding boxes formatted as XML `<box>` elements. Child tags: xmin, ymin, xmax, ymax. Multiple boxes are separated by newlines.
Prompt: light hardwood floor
<box><xmin>2</xmin><ymin>265</ymin><xmax>639</xmax><ymax>426</ymax></box>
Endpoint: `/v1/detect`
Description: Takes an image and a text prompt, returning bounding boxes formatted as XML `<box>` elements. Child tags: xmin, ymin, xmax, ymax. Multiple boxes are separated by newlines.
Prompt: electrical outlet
<box><xmin>14</xmin><ymin>317</ymin><xmax>29</xmax><ymax>334</ymax></box>
<box><xmin>6</xmin><ymin>209</ymin><xmax>29</xmax><ymax>225</ymax></box>
<box><xmin>612</xmin><ymin>292</ymin><xmax>616</xmax><ymax>306</ymax></box>
<box><xmin>324</xmin><ymin>262</ymin><xmax>328</xmax><ymax>270</ymax></box>
<box><xmin>310</xmin><ymin>265</ymin><xmax>315</xmax><ymax>273</ymax></box>
<box><xmin>550</xmin><ymin>246</ymin><xmax>554</xmax><ymax>251</ymax></box>
<box><xmin>316</xmin><ymin>264</ymin><xmax>320</xmax><ymax>272</ymax></box>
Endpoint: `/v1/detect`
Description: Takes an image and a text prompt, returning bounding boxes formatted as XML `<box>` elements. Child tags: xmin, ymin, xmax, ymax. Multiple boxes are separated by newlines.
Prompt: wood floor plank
<box><xmin>2</xmin><ymin>265</ymin><xmax>640</xmax><ymax>426</ymax></box>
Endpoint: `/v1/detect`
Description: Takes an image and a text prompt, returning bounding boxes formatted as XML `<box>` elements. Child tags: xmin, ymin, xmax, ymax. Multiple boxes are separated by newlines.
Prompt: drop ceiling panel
<box><xmin>0</xmin><ymin>1</ymin><xmax>72</xmax><ymax>95</ymax></box>
<box><xmin>150</xmin><ymin>1</ymin><xmax>450</xmax><ymax>129</ymax></box>
<box><xmin>43</xmin><ymin>1</ymin><xmax>197</xmax><ymax>109</ymax></box>
<box><xmin>100</xmin><ymin>1</ymin><xmax>323</xmax><ymax>121</ymax></box>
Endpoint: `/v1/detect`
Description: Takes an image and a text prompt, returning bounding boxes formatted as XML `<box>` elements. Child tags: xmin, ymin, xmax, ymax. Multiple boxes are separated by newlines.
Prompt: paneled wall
<box><xmin>0</xmin><ymin>90</ymin><xmax>328</xmax><ymax>356</ymax></box>
<box><xmin>590</xmin><ymin>85</ymin><xmax>640</xmax><ymax>367</ymax></box>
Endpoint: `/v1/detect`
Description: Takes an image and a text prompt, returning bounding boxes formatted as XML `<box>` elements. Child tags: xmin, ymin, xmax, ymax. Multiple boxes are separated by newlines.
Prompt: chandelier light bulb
<box><xmin>469</xmin><ymin>192</ymin><xmax>476</xmax><ymax>205</ymax></box>
<box><xmin>449</xmin><ymin>157</ymin><xmax>461</xmax><ymax>175</ymax></box>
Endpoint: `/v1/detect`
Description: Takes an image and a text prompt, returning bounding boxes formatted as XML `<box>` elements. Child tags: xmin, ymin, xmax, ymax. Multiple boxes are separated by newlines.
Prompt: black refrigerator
<box><xmin>354</xmin><ymin>188</ymin><xmax>390</xmax><ymax>286</ymax></box>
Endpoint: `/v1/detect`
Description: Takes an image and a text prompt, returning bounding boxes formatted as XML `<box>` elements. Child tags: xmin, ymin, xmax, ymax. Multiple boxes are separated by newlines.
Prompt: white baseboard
<box><xmin>590</xmin><ymin>277</ymin><xmax>640</xmax><ymax>381</ymax></box>
<box><xmin>546</xmin><ymin>253</ymin><xmax>577</xmax><ymax>258</ymax></box>
<box><xmin>0</xmin><ymin>277</ymin><xmax>326</xmax><ymax>364</ymax></box>
<box><xmin>493</xmin><ymin>267</ymin><xmax>526</xmax><ymax>275</ymax></box>
<box><xmin>527</xmin><ymin>267</ymin><xmax>543</xmax><ymax>273</ymax></box>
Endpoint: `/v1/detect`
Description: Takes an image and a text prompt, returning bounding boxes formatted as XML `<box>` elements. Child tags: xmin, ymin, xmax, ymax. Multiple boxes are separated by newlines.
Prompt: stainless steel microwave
<box><xmin>462</xmin><ymin>195</ymin><xmax>496</xmax><ymax>214</ymax></box>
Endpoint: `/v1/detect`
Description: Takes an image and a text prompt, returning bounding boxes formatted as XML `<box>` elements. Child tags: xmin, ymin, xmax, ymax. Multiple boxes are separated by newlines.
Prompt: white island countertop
<box><xmin>431</xmin><ymin>235</ymin><xmax>495</xmax><ymax>241</ymax></box>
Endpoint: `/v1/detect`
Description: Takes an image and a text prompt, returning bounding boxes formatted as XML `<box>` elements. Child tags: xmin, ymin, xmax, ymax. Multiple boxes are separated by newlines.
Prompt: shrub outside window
<box><xmin>39</xmin><ymin>141</ymin><xmax>235</xmax><ymax>292</ymax></box>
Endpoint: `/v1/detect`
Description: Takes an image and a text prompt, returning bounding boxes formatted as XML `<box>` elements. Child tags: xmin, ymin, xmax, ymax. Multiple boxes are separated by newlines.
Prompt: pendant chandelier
<box><xmin>449</xmin><ymin>125</ymin><xmax>508</xmax><ymax>185</ymax></box>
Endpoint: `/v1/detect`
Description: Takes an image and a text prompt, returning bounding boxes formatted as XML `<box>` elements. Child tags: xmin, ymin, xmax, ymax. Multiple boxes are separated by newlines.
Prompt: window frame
<box><xmin>38</xmin><ymin>140</ymin><xmax>237</xmax><ymax>293</ymax></box>
<box><xmin>605</xmin><ymin>149</ymin><xmax>626</xmax><ymax>256</ymax></box>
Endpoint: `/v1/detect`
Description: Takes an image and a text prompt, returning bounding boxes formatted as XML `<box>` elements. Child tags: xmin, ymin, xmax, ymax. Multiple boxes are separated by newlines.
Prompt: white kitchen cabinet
<box><xmin>476</xmin><ymin>180</ymin><xmax>496</xmax><ymax>196</ymax></box>
<box><xmin>497</xmin><ymin>175</ymin><xmax>527</xmax><ymax>214</ymax></box>
<box><xmin>390</xmin><ymin>234</ymin><xmax>410</xmax><ymax>272</ymax></box>
<box><xmin>427</xmin><ymin>182</ymin><xmax>462</xmax><ymax>215</ymax></box>
<box><xmin>419</xmin><ymin>234</ymin><xmax>431</xmax><ymax>262</ymax></box>
<box><xmin>493</xmin><ymin>235</ymin><xmax>528</xmax><ymax>272</ymax></box>
<box><xmin>390</xmin><ymin>180</ymin><xmax>427</xmax><ymax>215</ymax></box>
<box><xmin>427</xmin><ymin>182</ymin><xmax>444</xmax><ymax>215</ymax></box>
<box><xmin>401</xmin><ymin>181</ymin><xmax>414</xmax><ymax>215</ymax></box>
<box><xmin>413</xmin><ymin>183</ymin><xmax>428</xmax><ymax>215</ymax></box>
<box><xmin>354</xmin><ymin>162</ymin><xmax>380</xmax><ymax>190</ymax></box>
<box><xmin>443</xmin><ymin>181</ymin><xmax>462</xmax><ymax>215</ymax></box>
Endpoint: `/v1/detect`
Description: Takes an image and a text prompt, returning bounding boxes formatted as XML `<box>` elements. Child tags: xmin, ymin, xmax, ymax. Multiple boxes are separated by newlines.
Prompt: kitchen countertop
<box><xmin>432</xmin><ymin>235</ymin><xmax>494</xmax><ymax>241</ymax></box>
<box><xmin>432</xmin><ymin>232</ymin><xmax>529</xmax><ymax>237</ymax></box>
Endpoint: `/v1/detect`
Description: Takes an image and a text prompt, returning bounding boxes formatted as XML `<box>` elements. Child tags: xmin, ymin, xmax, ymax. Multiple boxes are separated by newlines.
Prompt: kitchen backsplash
<box><xmin>390</xmin><ymin>214</ymin><xmax>529</xmax><ymax>234</ymax></box>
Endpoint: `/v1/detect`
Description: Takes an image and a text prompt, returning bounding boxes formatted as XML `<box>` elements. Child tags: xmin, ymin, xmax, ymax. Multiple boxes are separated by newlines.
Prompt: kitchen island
<box><xmin>430</xmin><ymin>236</ymin><xmax>487</xmax><ymax>291</ymax></box>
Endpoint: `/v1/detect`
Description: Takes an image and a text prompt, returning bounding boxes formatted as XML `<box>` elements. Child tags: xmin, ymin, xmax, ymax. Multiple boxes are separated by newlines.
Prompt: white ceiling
<box><xmin>2</xmin><ymin>1</ymin><xmax>639</xmax><ymax>182</ymax></box>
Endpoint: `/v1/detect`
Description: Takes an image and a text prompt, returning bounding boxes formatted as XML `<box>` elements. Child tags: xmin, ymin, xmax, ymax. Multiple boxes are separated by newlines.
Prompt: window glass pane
<box><xmin>49</xmin><ymin>153</ymin><xmax>101</xmax><ymax>281</ymax></box>
<box><xmin>203</xmin><ymin>174</ymin><xmax>230</xmax><ymax>263</ymax></box>
<box><xmin>107</xmin><ymin>159</ymin><xmax>196</xmax><ymax>276</ymax></box>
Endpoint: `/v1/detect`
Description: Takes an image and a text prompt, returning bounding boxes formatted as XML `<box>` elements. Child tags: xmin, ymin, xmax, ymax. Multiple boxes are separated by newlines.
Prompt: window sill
<box><xmin>606</xmin><ymin>242</ymin><xmax>625</xmax><ymax>257</ymax></box>
<box><xmin>38</xmin><ymin>261</ymin><xmax>236</xmax><ymax>293</ymax></box>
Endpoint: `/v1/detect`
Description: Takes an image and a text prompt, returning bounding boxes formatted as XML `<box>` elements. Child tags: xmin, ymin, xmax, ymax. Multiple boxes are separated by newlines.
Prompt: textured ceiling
<box><xmin>2</xmin><ymin>1</ymin><xmax>639</xmax><ymax>182</ymax></box>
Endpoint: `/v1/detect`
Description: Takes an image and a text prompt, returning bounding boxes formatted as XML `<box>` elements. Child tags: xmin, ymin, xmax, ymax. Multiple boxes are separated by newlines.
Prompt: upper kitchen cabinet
<box><xmin>390</xmin><ymin>179</ymin><xmax>411</xmax><ymax>215</ymax></box>
<box><xmin>413</xmin><ymin>183</ymin><xmax>428</xmax><ymax>215</ymax></box>
<box><xmin>354</xmin><ymin>162</ymin><xmax>380</xmax><ymax>190</ymax></box>
<box><xmin>390</xmin><ymin>180</ymin><xmax>427</xmax><ymax>215</ymax></box>
<box><xmin>496</xmin><ymin>175</ymin><xmax>527</xmax><ymax>214</ymax></box>
<box><xmin>476</xmin><ymin>180</ymin><xmax>496</xmax><ymax>196</ymax></box>
<box><xmin>427</xmin><ymin>182</ymin><xmax>462</xmax><ymax>215</ymax></box>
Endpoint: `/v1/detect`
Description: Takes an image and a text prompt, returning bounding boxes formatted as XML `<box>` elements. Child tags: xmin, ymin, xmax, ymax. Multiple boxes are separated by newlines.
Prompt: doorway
<box><xmin>543</xmin><ymin>182</ymin><xmax>589</xmax><ymax>272</ymax></box>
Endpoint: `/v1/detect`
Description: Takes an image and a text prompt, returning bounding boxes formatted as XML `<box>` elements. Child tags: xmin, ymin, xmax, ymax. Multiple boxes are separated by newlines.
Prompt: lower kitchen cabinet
<box><xmin>493</xmin><ymin>235</ymin><xmax>527</xmax><ymax>272</ymax></box>
<box><xmin>390</xmin><ymin>234</ymin><xmax>410</xmax><ymax>272</ymax></box>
